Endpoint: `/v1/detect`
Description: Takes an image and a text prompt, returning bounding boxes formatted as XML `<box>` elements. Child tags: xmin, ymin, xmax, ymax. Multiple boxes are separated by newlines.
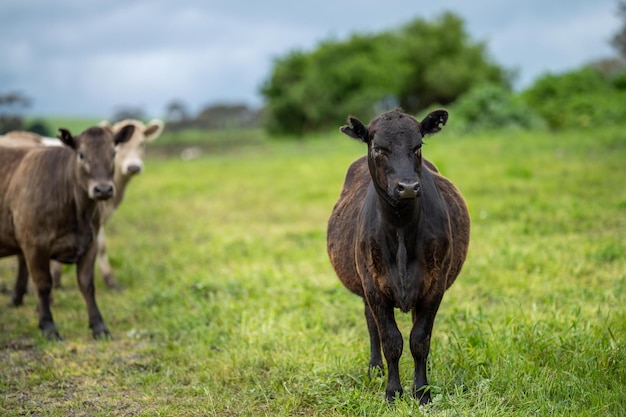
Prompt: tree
<box><xmin>165</xmin><ymin>100</ymin><xmax>190</xmax><ymax>124</ymax></box>
<box><xmin>196</xmin><ymin>103</ymin><xmax>260</xmax><ymax>129</ymax></box>
<box><xmin>260</xmin><ymin>12</ymin><xmax>511</xmax><ymax>136</ymax></box>
<box><xmin>0</xmin><ymin>91</ymin><xmax>31</xmax><ymax>134</ymax></box>
<box><xmin>111</xmin><ymin>106</ymin><xmax>146</xmax><ymax>123</ymax></box>
<box><xmin>394</xmin><ymin>13</ymin><xmax>512</xmax><ymax>113</ymax></box>
<box><xmin>612</xmin><ymin>1</ymin><xmax>626</xmax><ymax>59</ymax></box>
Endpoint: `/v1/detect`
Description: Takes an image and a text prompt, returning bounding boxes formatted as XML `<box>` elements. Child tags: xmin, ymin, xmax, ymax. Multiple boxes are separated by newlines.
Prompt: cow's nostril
<box><xmin>93</xmin><ymin>184</ymin><xmax>114</xmax><ymax>200</ymax></box>
<box><xmin>127</xmin><ymin>165</ymin><xmax>142</xmax><ymax>174</ymax></box>
<box><xmin>397</xmin><ymin>181</ymin><xmax>420</xmax><ymax>199</ymax></box>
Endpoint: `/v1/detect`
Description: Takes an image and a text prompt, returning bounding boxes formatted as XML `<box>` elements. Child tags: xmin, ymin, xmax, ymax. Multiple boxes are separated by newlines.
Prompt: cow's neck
<box><xmin>377</xmin><ymin>191</ymin><xmax>421</xmax><ymax>232</ymax></box>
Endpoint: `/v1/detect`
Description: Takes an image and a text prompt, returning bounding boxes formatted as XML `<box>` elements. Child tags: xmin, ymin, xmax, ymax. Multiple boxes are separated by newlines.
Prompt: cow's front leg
<box><xmin>410</xmin><ymin>291</ymin><xmax>444</xmax><ymax>405</ymax></box>
<box><xmin>365</xmin><ymin>291</ymin><xmax>403</xmax><ymax>401</ymax></box>
<box><xmin>76</xmin><ymin>241</ymin><xmax>110</xmax><ymax>339</ymax></box>
<box><xmin>23</xmin><ymin>249</ymin><xmax>61</xmax><ymax>340</ymax></box>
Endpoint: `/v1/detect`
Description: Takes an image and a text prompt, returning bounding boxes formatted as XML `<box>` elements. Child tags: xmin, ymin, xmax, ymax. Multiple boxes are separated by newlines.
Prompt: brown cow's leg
<box><xmin>10</xmin><ymin>255</ymin><xmax>29</xmax><ymax>307</ymax></box>
<box><xmin>76</xmin><ymin>242</ymin><xmax>110</xmax><ymax>339</ymax></box>
<box><xmin>409</xmin><ymin>292</ymin><xmax>444</xmax><ymax>405</ymax></box>
<box><xmin>364</xmin><ymin>301</ymin><xmax>383</xmax><ymax>377</ymax></box>
<box><xmin>366</xmin><ymin>292</ymin><xmax>403</xmax><ymax>401</ymax></box>
<box><xmin>23</xmin><ymin>249</ymin><xmax>61</xmax><ymax>340</ymax></box>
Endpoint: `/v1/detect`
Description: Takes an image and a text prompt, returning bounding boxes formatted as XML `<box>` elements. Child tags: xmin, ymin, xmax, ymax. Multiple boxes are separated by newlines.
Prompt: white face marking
<box><xmin>110</xmin><ymin>119</ymin><xmax>163</xmax><ymax>177</ymax></box>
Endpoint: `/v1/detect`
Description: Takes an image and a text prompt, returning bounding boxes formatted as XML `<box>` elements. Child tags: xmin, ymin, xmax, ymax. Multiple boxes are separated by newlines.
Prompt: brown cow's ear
<box><xmin>420</xmin><ymin>110</ymin><xmax>448</xmax><ymax>136</ymax></box>
<box><xmin>57</xmin><ymin>128</ymin><xmax>76</xmax><ymax>149</ymax></box>
<box><xmin>114</xmin><ymin>125</ymin><xmax>135</xmax><ymax>145</ymax></box>
<box><xmin>340</xmin><ymin>116</ymin><xmax>369</xmax><ymax>143</ymax></box>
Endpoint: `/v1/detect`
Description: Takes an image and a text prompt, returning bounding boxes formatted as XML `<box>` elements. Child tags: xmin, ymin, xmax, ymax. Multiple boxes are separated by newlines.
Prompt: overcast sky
<box><xmin>1</xmin><ymin>0</ymin><xmax>621</xmax><ymax>118</ymax></box>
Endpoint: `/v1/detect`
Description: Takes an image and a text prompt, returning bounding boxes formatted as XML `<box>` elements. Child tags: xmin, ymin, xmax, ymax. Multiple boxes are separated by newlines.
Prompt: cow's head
<box><xmin>99</xmin><ymin>119</ymin><xmax>164</xmax><ymax>177</ymax></box>
<box><xmin>340</xmin><ymin>108</ymin><xmax>448</xmax><ymax>206</ymax></box>
<box><xmin>58</xmin><ymin>125</ymin><xmax>135</xmax><ymax>200</ymax></box>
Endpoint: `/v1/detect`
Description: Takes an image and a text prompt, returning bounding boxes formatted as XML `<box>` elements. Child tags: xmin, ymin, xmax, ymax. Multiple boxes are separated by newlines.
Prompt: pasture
<box><xmin>1</xmin><ymin>124</ymin><xmax>625</xmax><ymax>416</ymax></box>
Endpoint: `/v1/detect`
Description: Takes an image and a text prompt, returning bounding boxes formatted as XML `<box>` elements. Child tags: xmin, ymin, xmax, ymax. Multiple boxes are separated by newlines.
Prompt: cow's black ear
<box><xmin>57</xmin><ymin>128</ymin><xmax>76</xmax><ymax>149</ymax></box>
<box><xmin>420</xmin><ymin>110</ymin><xmax>448</xmax><ymax>136</ymax></box>
<box><xmin>113</xmin><ymin>124</ymin><xmax>135</xmax><ymax>145</ymax></box>
<box><xmin>340</xmin><ymin>116</ymin><xmax>369</xmax><ymax>143</ymax></box>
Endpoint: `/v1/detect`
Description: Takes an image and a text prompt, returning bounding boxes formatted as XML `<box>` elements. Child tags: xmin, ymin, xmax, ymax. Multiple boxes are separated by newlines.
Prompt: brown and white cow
<box><xmin>0</xmin><ymin>126</ymin><xmax>135</xmax><ymax>339</ymax></box>
<box><xmin>70</xmin><ymin>118</ymin><xmax>164</xmax><ymax>288</ymax></box>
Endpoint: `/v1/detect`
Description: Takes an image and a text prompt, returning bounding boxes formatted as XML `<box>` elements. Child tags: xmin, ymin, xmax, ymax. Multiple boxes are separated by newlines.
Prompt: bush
<box><xmin>521</xmin><ymin>67</ymin><xmax>626</xmax><ymax>129</ymax></box>
<box><xmin>447</xmin><ymin>84</ymin><xmax>546</xmax><ymax>132</ymax></box>
<box><xmin>261</xmin><ymin>12</ymin><xmax>511</xmax><ymax>136</ymax></box>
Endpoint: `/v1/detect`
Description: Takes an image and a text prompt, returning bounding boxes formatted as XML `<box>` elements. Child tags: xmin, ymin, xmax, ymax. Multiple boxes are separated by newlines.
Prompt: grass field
<box><xmin>1</xmin><ymin>124</ymin><xmax>625</xmax><ymax>416</ymax></box>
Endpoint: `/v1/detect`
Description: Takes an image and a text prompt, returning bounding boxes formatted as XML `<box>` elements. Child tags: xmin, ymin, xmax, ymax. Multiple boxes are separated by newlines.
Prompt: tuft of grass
<box><xmin>1</xmin><ymin>126</ymin><xmax>625</xmax><ymax>416</ymax></box>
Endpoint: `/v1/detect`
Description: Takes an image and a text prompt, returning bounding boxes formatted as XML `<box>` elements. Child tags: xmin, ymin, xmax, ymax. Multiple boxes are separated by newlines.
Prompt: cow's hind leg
<box><xmin>10</xmin><ymin>255</ymin><xmax>29</xmax><ymax>307</ymax></box>
<box><xmin>23</xmin><ymin>249</ymin><xmax>61</xmax><ymax>340</ymax></box>
<box><xmin>364</xmin><ymin>300</ymin><xmax>383</xmax><ymax>377</ymax></box>
<box><xmin>97</xmin><ymin>229</ymin><xmax>118</xmax><ymax>289</ymax></box>
<box><xmin>50</xmin><ymin>260</ymin><xmax>63</xmax><ymax>288</ymax></box>
<box><xmin>410</xmin><ymin>292</ymin><xmax>444</xmax><ymax>405</ymax></box>
<box><xmin>77</xmin><ymin>242</ymin><xmax>110</xmax><ymax>339</ymax></box>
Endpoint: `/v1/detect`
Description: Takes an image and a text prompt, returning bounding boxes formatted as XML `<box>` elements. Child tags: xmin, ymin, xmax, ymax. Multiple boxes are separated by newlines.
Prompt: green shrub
<box><xmin>447</xmin><ymin>84</ymin><xmax>546</xmax><ymax>132</ymax></box>
<box><xmin>521</xmin><ymin>67</ymin><xmax>626</xmax><ymax>129</ymax></box>
<box><xmin>612</xmin><ymin>69</ymin><xmax>626</xmax><ymax>90</ymax></box>
<box><xmin>261</xmin><ymin>12</ymin><xmax>510</xmax><ymax>136</ymax></box>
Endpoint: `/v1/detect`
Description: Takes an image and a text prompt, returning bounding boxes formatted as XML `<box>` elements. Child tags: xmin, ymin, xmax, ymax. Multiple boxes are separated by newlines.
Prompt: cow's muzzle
<box><xmin>91</xmin><ymin>183</ymin><xmax>115</xmax><ymax>200</ymax></box>
<box><xmin>396</xmin><ymin>180</ymin><xmax>421</xmax><ymax>199</ymax></box>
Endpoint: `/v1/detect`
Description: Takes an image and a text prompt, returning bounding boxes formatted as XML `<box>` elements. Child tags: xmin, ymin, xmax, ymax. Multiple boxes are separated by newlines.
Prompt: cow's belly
<box><xmin>49</xmin><ymin>231</ymin><xmax>94</xmax><ymax>264</ymax></box>
<box><xmin>0</xmin><ymin>233</ymin><xmax>20</xmax><ymax>258</ymax></box>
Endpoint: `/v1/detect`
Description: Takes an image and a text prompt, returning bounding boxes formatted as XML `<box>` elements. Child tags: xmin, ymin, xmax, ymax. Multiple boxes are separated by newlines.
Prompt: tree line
<box><xmin>261</xmin><ymin>7</ymin><xmax>626</xmax><ymax>135</ymax></box>
<box><xmin>2</xmin><ymin>4</ymin><xmax>625</xmax><ymax>136</ymax></box>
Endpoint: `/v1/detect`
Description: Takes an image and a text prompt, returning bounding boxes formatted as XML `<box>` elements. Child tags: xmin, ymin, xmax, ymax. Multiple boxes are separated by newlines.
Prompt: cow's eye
<box><xmin>372</xmin><ymin>146</ymin><xmax>387</xmax><ymax>156</ymax></box>
<box><xmin>78</xmin><ymin>152</ymin><xmax>84</xmax><ymax>161</ymax></box>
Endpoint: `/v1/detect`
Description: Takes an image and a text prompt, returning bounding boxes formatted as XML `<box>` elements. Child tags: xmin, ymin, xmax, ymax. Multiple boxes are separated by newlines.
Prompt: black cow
<box><xmin>327</xmin><ymin>108</ymin><xmax>470</xmax><ymax>404</ymax></box>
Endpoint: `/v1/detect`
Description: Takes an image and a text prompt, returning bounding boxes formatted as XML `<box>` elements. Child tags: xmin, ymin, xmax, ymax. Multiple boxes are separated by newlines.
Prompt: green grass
<box><xmin>1</xmin><ymin>126</ymin><xmax>625</xmax><ymax>416</ymax></box>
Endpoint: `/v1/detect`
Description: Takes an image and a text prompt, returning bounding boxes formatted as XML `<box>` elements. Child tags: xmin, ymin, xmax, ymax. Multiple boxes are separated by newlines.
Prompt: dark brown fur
<box><xmin>327</xmin><ymin>109</ymin><xmax>470</xmax><ymax>404</ymax></box>
<box><xmin>0</xmin><ymin>126</ymin><xmax>134</xmax><ymax>339</ymax></box>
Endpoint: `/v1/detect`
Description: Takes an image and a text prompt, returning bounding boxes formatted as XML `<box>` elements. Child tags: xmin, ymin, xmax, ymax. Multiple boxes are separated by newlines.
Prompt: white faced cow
<box><xmin>81</xmin><ymin>118</ymin><xmax>164</xmax><ymax>288</ymax></box>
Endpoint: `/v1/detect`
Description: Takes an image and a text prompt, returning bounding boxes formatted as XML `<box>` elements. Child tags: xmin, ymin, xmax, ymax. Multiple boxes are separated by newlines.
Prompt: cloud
<box><xmin>0</xmin><ymin>0</ymin><xmax>622</xmax><ymax>117</ymax></box>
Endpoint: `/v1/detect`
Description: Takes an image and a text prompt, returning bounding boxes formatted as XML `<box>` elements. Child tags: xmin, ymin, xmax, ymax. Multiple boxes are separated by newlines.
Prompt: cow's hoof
<box><xmin>414</xmin><ymin>386</ymin><xmax>431</xmax><ymax>405</ymax></box>
<box><xmin>92</xmin><ymin>325</ymin><xmax>112</xmax><ymax>340</ymax></box>
<box><xmin>368</xmin><ymin>363</ymin><xmax>384</xmax><ymax>379</ymax></box>
<box><xmin>385</xmin><ymin>387</ymin><xmax>403</xmax><ymax>402</ymax></box>
<box><xmin>107</xmin><ymin>283</ymin><xmax>124</xmax><ymax>291</ymax></box>
<box><xmin>103</xmin><ymin>275</ymin><xmax>122</xmax><ymax>290</ymax></box>
<box><xmin>41</xmin><ymin>326</ymin><xmax>62</xmax><ymax>341</ymax></box>
<box><xmin>9</xmin><ymin>299</ymin><xmax>23</xmax><ymax>308</ymax></box>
